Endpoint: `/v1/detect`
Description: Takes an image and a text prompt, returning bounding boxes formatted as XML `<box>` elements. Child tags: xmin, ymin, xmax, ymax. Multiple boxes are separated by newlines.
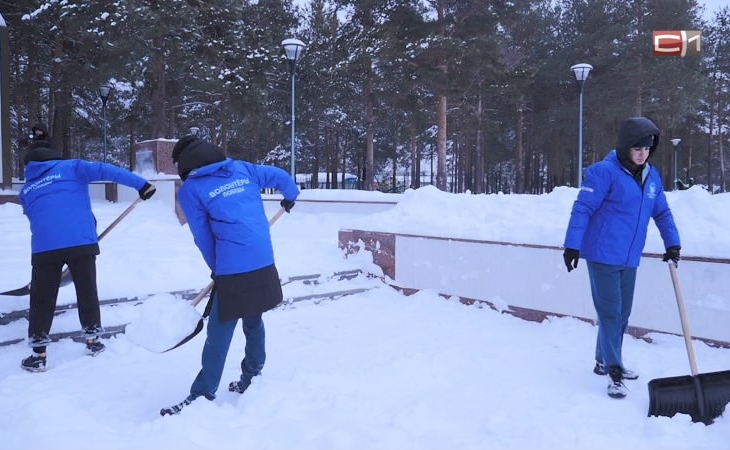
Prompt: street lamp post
<box><xmin>570</xmin><ymin>63</ymin><xmax>593</xmax><ymax>187</ymax></box>
<box><xmin>98</xmin><ymin>85</ymin><xmax>112</xmax><ymax>163</ymax></box>
<box><xmin>281</xmin><ymin>38</ymin><xmax>306</xmax><ymax>180</ymax></box>
<box><xmin>671</xmin><ymin>138</ymin><xmax>681</xmax><ymax>191</ymax></box>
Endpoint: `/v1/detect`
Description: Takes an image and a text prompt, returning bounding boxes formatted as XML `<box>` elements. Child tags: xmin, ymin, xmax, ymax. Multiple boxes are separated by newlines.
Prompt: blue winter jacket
<box><xmin>563</xmin><ymin>150</ymin><xmax>680</xmax><ymax>268</ymax></box>
<box><xmin>178</xmin><ymin>158</ymin><xmax>300</xmax><ymax>275</ymax></box>
<box><xmin>19</xmin><ymin>160</ymin><xmax>149</xmax><ymax>254</ymax></box>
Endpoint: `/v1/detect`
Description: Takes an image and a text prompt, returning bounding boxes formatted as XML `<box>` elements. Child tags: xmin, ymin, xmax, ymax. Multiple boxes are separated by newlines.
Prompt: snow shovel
<box><xmin>132</xmin><ymin>206</ymin><xmax>287</xmax><ymax>353</ymax></box>
<box><xmin>1</xmin><ymin>197</ymin><xmax>145</xmax><ymax>297</ymax></box>
<box><xmin>647</xmin><ymin>261</ymin><xmax>730</xmax><ymax>424</ymax></box>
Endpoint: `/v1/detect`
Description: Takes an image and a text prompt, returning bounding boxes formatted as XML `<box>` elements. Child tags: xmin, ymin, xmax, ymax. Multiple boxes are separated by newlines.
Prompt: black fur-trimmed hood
<box><xmin>615</xmin><ymin>117</ymin><xmax>660</xmax><ymax>165</ymax></box>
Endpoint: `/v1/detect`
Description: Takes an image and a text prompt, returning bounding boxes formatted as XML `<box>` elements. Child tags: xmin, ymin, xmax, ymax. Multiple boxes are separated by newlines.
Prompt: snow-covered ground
<box><xmin>0</xmin><ymin>186</ymin><xmax>728</xmax><ymax>449</ymax></box>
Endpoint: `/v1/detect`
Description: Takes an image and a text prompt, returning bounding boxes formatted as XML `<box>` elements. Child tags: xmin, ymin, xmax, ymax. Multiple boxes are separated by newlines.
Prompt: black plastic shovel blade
<box><xmin>1</xmin><ymin>268</ymin><xmax>73</xmax><ymax>297</ymax></box>
<box><xmin>648</xmin><ymin>370</ymin><xmax>730</xmax><ymax>424</ymax></box>
<box><xmin>162</xmin><ymin>318</ymin><xmax>205</xmax><ymax>353</ymax></box>
<box><xmin>0</xmin><ymin>283</ymin><xmax>31</xmax><ymax>297</ymax></box>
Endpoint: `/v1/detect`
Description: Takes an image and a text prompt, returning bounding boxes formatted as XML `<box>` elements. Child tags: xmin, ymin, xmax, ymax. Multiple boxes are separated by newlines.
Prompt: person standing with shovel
<box><xmin>562</xmin><ymin>116</ymin><xmax>681</xmax><ymax>399</ymax></box>
<box><xmin>160</xmin><ymin>136</ymin><xmax>299</xmax><ymax>416</ymax></box>
<box><xmin>19</xmin><ymin>123</ymin><xmax>157</xmax><ymax>372</ymax></box>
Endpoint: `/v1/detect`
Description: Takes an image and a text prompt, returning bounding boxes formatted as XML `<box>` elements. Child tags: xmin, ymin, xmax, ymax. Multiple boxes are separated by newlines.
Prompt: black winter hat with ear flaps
<box><xmin>172</xmin><ymin>135</ymin><xmax>226</xmax><ymax>181</ymax></box>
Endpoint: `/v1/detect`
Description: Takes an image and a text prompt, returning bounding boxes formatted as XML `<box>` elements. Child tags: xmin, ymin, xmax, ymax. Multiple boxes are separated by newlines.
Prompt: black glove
<box><xmin>563</xmin><ymin>248</ymin><xmax>579</xmax><ymax>272</ymax></box>
<box><xmin>139</xmin><ymin>182</ymin><xmax>156</xmax><ymax>200</ymax></box>
<box><xmin>280</xmin><ymin>199</ymin><xmax>295</xmax><ymax>213</ymax></box>
<box><xmin>662</xmin><ymin>246</ymin><xmax>681</xmax><ymax>264</ymax></box>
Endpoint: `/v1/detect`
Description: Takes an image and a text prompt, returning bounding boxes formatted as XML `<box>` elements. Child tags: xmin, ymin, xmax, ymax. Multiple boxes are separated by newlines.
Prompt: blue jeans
<box><xmin>189</xmin><ymin>293</ymin><xmax>266</xmax><ymax>400</ymax></box>
<box><xmin>586</xmin><ymin>261</ymin><xmax>637</xmax><ymax>370</ymax></box>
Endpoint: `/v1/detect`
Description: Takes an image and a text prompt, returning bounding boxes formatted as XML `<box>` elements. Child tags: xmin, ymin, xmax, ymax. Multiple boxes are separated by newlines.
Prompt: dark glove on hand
<box><xmin>138</xmin><ymin>182</ymin><xmax>156</xmax><ymax>200</ymax></box>
<box><xmin>563</xmin><ymin>248</ymin><xmax>579</xmax><ymax>273</ymax></box>
<box><xmin>662</xmin><ymin>246</ymin><xmax>681</xmax><ymax>264</ymax></box>
<box><xmin>280</xmin><ymin>199</ymin><xmax>295</xmax><ymax>213</ymax></box>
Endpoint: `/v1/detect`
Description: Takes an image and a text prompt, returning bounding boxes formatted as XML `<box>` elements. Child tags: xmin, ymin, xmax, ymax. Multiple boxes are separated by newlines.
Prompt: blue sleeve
<box><xmin>563</xmin><ymin>163</ymin><xmax>611</xmax><ymax>250</ymax></box>
<box><xmin>247</xmin><ymin>163</ymin><xmax>300</xmax><ymax>201</ymax></box>
<box><xmin>179</xmin><ymin>185</ymin><xmax>216</xmax><ymax>271</ymax></box>
<box><xmin>73</xmin><ymin>160</ymin><xmax>147</xmax><ymax>191</ymax></box>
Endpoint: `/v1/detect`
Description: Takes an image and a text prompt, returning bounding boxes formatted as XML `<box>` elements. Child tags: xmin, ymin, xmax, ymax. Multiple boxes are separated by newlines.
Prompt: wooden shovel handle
<box><xmin>190</xmin><ymin>206</ymin><xmax>287</xmax><ymax>308</ymax></box>
<box><xmin>98</xmin><ymin>197</ymin><xmax>145</xmax><ymax>240</ymax></box>
<box><xmin>56</xmin><ymin>197</ymin><xmax>145</xmax><ymax>284</ymax></box>
<box><xmin>668</xmin><ymin>261</ymin><xmax>700</xmax><ymax>376</ymax></box>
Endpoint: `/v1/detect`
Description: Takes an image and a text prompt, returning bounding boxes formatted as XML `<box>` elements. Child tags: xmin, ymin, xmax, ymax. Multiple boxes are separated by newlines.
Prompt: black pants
<box><xmin>28</xmin><ymin>254</ymin><xmax>101</xmax><ymax>349</ymax></box>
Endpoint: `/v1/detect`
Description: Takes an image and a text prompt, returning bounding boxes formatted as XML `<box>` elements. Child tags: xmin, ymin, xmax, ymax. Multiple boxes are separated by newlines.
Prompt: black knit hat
<box><xmin>172</xmin><ymin>135</ymin><xmax>200</xmax><ymax>163</ymax></box>
<box><xmin>172</xmin><ymin>136</ymin><xmax>226</xmax><ymax>180</ymax></box>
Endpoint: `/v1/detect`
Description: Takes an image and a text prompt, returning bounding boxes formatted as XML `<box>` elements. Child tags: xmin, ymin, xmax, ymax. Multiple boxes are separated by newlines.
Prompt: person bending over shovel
<box><xmin>160</xmin><ymin>136</ymin><xmax>299</xmax><ymax>416</ymax></box>
<box><xmin>562</xmin><ymin>116</ymin><xmax>681</xmax><ymax>399</ymax></box>
<box><xmin>19</xmin><ymin>124</ymin><xmax>157</xmax><ymax>372</ymax></box>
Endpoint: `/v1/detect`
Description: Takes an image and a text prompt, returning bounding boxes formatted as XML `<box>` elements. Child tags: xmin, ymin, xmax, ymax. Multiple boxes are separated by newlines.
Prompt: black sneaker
<box><xmin>228</xmin><ymin>379</ymin><xmax>252</xmax><ymax>394</ymax></box>
<box><xmin>21</xmin><ymin>353</ymin><xmax>47</xmax><ymax>373</ymax></box>
<box><xmin>594</xmin><ymin>362</ymin><xmax>639</xmax><ymax>380</ymax></box>
<box><xmin>160</xmin><ymin>396</ymin><xmax>195</xmax><ymax>416</ymax></box>
<box><xmin>606</xmin><ymin>366</ymin><xmax>628</xmax><ymax>399</ymax></box>
<box><xmin>85</xmin><ymin>338</ymin><xmax>106</xmax><ymax>357</ymax></box>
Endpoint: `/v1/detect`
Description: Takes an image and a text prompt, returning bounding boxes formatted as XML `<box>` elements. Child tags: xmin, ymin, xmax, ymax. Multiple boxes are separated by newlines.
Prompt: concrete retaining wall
<box><xmin>339</xmin><ymin>229</ymin><xmax>730</xmax><ymax>347</ymax></box>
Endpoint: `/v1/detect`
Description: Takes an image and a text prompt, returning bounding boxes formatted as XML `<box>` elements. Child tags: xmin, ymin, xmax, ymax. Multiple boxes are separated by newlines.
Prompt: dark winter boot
<box><xmin>160</xmin><ymin>395</ymin><xmax>196</xmax><ymax>416</ymax></box>
<box><xmin>21</xmin><ymin>352</ymin><xmax>47</xmax><ymax>373</ymax></box>
<box><xmin>228</xmin><ymin>378</ymin><xmax>252</xmax><ymax>394</ymax></box>
<box><xmin>606</xmin><ymin>365</ymin><xmax>628</xmax><ymax>399</ymax></box>
<box><xmin>85</xmin><ymin>338</ymin><xmax>106</xmax><ymax>357</ymax></box>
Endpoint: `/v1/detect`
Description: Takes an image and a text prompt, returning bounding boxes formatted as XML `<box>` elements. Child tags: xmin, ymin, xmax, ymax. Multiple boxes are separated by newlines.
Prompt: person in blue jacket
<box><xmin>19</xmin><ymin>128</ymin><xmax>156</xmax><ymax>372</ymax></box>
<box><xmin>161</xmin><ymin>136</ymin><xmax>299</xmax><ymax>416</ymax></box>
<box><xmin>562</xmin><ymin>116</ymin><xmax>681</xmax><ymax>399</ymax></box>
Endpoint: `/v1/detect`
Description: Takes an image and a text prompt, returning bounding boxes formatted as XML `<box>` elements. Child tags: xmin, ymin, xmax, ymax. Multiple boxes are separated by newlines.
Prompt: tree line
<box><xmin>2</xmin><ymin>0</ymin><xmax>729</xmax><ymax>194</ymax></box>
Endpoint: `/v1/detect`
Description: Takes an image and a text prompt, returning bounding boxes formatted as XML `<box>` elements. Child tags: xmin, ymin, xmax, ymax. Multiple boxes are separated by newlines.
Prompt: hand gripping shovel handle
<box><xmin>668</xmin><ymin>261</ymin><xmax>700</xmax><ymax>376</ymax></box>
<box><xmin>190</xmin><ymin>206</ymin><xmax>287</xmax><ymax>308</ymax></box>
<box><xmin>1</xmin><ymin>197</ymin><xmax>145</xmax><ymax>297</ymax></box>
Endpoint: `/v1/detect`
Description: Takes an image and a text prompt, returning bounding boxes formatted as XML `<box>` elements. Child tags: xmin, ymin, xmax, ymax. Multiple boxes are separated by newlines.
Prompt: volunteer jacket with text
<box><xmin>178</xmin><ymin>158</ymin><xmax>300</xmax><ymax>275</ymax></box>
<box><xmin>20</xmin><ymin>160</ymin><xmax>148</xmax><ymax>255</ymax></box>
<box><xmin>563</xmin><ymin>150</ymin><xmax>680</xmax><ymax>268</ymax></box>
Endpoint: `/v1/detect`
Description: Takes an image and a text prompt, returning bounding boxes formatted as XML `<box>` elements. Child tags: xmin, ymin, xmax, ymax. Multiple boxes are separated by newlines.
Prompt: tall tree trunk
<box><xmin>410</xmin><ymin>123</ymin><xmax>418</xmax><ymax>189</ymax></box>
<box><xmin>365</xmin><ymin>54</ymin><xmax>374</xmax><ymax>190</ymax></box>
<box><xmin>475</xmin><ymin>93</ymin><xmax>485</xmax><ymax>194</ymax></box>
<box><xmin>51</xmin><ymin>34</ymin><xmax>71</xmax><ymax>159</ymax></box>
<box><xmin>720</xmin><ymin>125</ymin><xmax>726</xmax><ymax>193</ymax></box>
<box><xmin>687</xmin><ymin>119</ymin><xmax>693</xmax><ymax>182</ymax></box>
<box><xmin>149</xmin><ymin>38</ymin><xmax>167</xmax><ymax>139</ymax></box>
<box><xmin>436</xmin><ymin>94</ymin><xmax>447</xmax><ymax>190</ymax></box>
<box><xmin>707</xmin><ymin>73</ymin><xmax>717</xmax><ymax>190</ymax></box>
<box><xmin>463</xmin><ymin>131</ymin><xmax>472</xmax><ymax>192</ymax></box>
<box><xmin>435</xmin><ymin>0</ymin><xmax>447</xmax><ymax>191</ymax></box>
<box><xmin>515</xmin><ymin>101</ymin><xmax>524</xmax><ymax>194</ymax></box>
